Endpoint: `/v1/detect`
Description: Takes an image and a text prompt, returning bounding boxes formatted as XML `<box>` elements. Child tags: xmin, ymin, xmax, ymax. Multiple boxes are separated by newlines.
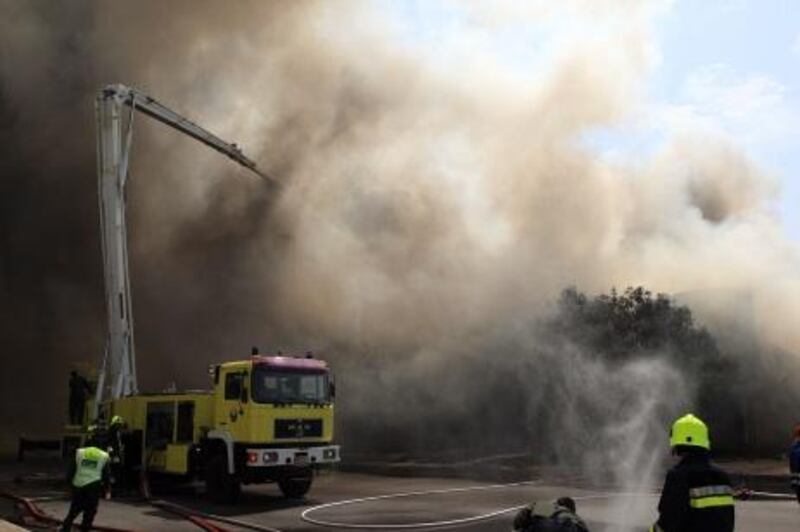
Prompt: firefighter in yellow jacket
<box><xmin>61</xmin><ymin>430</ymin><xmax>111</xmax><ymax>532</ymax></box>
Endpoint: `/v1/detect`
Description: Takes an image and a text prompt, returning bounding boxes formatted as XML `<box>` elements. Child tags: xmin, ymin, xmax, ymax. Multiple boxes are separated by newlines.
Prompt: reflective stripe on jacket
<box><xmin>688</xmin><ymin>484</ymin><xmax>734</xmax><ymax>508</ymax></box>
<box><xmin>652</xmin><ymin>451</ymin><xmax>734</xmax><ymax>532</ymax></box>
<box><xmin>72</xmin><ymin>446</ymin><xmax>110</xmax><ymax>488</ymax></box>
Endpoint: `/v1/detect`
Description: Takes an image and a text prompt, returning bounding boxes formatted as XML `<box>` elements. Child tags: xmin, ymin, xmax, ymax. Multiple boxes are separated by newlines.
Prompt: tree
<box><xmin>548</xmin><ymin>286</ymin><xmax>723</xmax><ymax>370</ymax></box>
<box><xmin>544</xmin><ymin>286</ymin><xmax>741</xmax><ymax>452</ymax></box>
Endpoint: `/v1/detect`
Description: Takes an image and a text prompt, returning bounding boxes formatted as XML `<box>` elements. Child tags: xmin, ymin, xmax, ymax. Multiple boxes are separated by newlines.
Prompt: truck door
<box><xmin>216</xmin><ymin>369</ymin><xmax>250</xmax><ymax>441</ymax></box>
<box><xmin>145</xmin><ymin>401</ymin><xmax>174</xmax><ymax>471</ymax></box>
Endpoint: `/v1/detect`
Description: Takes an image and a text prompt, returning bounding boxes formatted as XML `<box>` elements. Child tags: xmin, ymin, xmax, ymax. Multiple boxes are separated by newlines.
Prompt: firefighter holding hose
<box><xmin>650</xmin><ymin>414</ymin><xmax>734</xmax><ymax>532</ymax></box>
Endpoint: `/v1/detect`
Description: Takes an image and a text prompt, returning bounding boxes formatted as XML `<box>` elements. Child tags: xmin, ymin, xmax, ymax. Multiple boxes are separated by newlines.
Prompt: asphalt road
<box><xmin>14</xmin><ymin>471</ymin><xmax>798</xmax><ymax>531</ymax></box>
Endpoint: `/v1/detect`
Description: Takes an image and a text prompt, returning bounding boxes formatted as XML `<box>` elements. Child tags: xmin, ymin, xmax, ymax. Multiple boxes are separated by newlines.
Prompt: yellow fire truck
<box><xmin>105</xmin><ymin>354</ymin><xmax>338</xmax><ymax>501</ymax></box>
<box><xmin>66</xmin><ymin>85</ymin><xmax>340</xmax><ymax>501</ymax></box>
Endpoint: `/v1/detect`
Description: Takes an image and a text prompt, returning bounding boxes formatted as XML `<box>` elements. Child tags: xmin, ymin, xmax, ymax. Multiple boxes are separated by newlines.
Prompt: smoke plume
<box><xmin>2</xmin><ymin>2</ymin><xmax>800</xmax><ymax>514</ymax></box>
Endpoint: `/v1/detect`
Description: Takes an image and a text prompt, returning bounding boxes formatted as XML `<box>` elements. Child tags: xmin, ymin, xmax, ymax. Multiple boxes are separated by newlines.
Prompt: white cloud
<box><xmin>581</xmin><ymin>62</ymin><xmax>799</xmax><ymax>183</ymax></box>
<box><xmin>659</xmin><ymin>63</ymin><xmax>798</xmax><ymax>149</ymax></box>
<box><xmin>715</xmin><ymin>0</ymin><xmax>748</xmax><ymax>13</ymax></box>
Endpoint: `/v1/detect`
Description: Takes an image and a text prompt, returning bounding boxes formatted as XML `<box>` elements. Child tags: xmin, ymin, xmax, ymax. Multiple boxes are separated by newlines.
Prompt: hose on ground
<box><xmin>0</xmin><ymin>473</ymin><xmax>231</xmax><ymax>532</ymax></box>
<box><xmin>148</xmin><ymin>500</ymin><xmax>230</xmax><ymax>532</ymax></box>
<box><xmin>301</xmin><ymin>480</ymin><xmax>542</xmax><ymax>529</ymax></box>
<box><xmin>303</xmin><ymin>481</ymin><xmax>798</xmax><ymax>531</ymax></box>
<box><xmin>149</xmin><ymin>500</ymin><xmax>282</xmax><ymax>532</ymax></box>
<box><xmin>138</xmin><ymin>458</ymin><xmax>280</xmax><ymax>532</ymax></box>
<box><xmin>138</xmin><ymin>459</ymin><xmax>230</xmax><ymax>532</ymax></box>
<box><xmin>0</xmin><ymin>490</ymin><xmax>132</xmax><ymax>532</ymax></box>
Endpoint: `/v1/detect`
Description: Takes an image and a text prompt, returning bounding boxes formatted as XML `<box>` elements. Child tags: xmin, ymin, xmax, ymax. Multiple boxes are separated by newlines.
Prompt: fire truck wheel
<box><xmin>278</xmin><ymin>468</ymin><xmax>313</xmax><ymax>498</ymax></box>
<box><xmin>205</xmin><ymin>454</ymin><xmax>240</xmax><ymax>503</ymax></box>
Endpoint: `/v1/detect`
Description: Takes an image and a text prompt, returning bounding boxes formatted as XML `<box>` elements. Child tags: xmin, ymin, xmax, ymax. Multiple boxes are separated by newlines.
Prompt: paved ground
<box><xmin>3</xmin><ymin>468</ymin><xmax>799</xmax><ymax>531</ymax></box>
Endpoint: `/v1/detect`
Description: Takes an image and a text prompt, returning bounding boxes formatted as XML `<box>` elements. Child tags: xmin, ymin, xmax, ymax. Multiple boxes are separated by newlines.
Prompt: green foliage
<box><xmin>548</xmin><ymin>286</ymin><xmax>724</xmax><ymax>372</ymax></box>
<box><xmin>542</xmin><ymin>286</ymin><xmax>744</xmax><ymax>454</ymax></box>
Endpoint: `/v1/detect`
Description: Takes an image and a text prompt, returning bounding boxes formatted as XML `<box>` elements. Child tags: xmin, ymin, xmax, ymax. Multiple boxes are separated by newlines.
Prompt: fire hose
<box><xmin>300</xmin><ymin>480</ymin><xmax>543</xmax><ymax>529</ymax></box>
<box><xmin>139</xmin><ymin>454</ymin><xmax>282</xmax><ymax>532</ymax></box>
<box><xmin>0</xmin><ymin>471</ymin><xmax>229</xmax><ymax>532</ymax></box>
<box><xmin>0</xmin><ymin>489</ymin><xmax>239</xmax><ymax>532</ymax></box>
<box><xmin>148</xmin><ymin>500</ymin><xmax>283</xmax><ymax>532</ymax></box>
<box><xmin>0</xmin><ymin>489</ymin><xmax>130</xmax><ymax>532</ymax></box>
<box><xmin>301</xmin><ymin>481</ymin><xmax>797</xmax><ymax>530</ymax></box>
<box><xmin>139</xmin><ymin>447</ymin><xmax>230</xmax><ymax>532</ymax></box>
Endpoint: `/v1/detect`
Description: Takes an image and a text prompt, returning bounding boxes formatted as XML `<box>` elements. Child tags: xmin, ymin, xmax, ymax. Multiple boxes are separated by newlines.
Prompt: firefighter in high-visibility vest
<box><xmin>650</xmin><ymin>414</ymin><xmax>734</xmax><ymax>532</ymax></box>
<box><xmin>61</xmin><ymin>430</ymin><xmax>111</xmax><ymax>532</ymax></box>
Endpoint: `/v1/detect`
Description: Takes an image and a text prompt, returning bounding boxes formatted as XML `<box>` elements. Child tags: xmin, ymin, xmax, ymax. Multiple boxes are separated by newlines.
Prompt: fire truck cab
<box><xmin>106</xmin><ymin>354</ymin><xmax>339</xmax><ymax>501</ymax></box>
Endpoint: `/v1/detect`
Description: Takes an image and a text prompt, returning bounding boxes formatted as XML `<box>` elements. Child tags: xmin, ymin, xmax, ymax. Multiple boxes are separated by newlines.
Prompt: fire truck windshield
<box><xmin>251</xmin><ymin>368</ymin><xmax>330</xmax><ymax>405</ymax></box>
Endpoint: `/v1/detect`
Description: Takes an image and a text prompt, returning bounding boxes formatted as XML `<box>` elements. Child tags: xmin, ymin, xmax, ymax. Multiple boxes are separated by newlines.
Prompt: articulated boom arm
<box><xmin>95</xmin><ymin>83</ymin><xmax>272</xmax><ymax>408</ymax></box>
<box><xmin>105</xmin><ymin>84</ymin><xmax>272</xmax><ymax>180</ymax></box>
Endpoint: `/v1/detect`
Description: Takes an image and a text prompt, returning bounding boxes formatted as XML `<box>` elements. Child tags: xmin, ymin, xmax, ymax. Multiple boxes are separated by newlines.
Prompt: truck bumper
<box><xmin>245</xmin><ymin>445</ymin><xmax>340</xmax><ymax>467</ymax></box>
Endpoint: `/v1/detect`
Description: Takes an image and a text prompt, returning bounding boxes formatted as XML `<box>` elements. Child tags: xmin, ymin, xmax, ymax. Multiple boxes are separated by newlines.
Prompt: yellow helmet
<box><xmin>110</xmin><ymin>415</ymin><xmax>124</xmax><ymax>426</ymax></box>
<box><xmin>669</xmin><ymin>413</ymin><xmax>710</xmax><ymax>450</ymax></box>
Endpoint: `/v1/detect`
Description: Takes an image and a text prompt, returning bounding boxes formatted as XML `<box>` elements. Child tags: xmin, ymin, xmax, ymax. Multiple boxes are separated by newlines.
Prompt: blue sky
<box><xmin>657</xmin><ymin>0</ymin><xmax>800</xmax><ymax>239</ymax></box>
<box><xmin>374</xmin><ymin>0</ymin><xmax>800</xmax><ymax>240</ymax></box>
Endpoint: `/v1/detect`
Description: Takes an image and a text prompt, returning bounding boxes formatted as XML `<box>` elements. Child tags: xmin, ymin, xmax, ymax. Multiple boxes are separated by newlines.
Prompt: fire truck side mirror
<box><xmin>240</xmin><ymin>385</ymin><xmax>249</xmax><ymax>404</ymax></box>
<box><xmin>329</xmin><ymin>382</ymin><xmax>336</xmax><ymax>399</ymax></box>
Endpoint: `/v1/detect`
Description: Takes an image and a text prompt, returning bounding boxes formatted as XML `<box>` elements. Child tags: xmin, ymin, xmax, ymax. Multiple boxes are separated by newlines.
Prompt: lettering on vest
<box><xmin>72</xmin><ymin>447</ymin><xmax>109</xmax><ymax>488</ymax></box>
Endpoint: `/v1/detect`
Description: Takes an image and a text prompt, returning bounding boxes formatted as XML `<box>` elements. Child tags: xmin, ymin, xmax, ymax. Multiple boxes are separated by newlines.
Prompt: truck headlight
<box><xmin>262</xmin><ymin>451</ymin><xmax>278</xmax><ymax>463</ymax></box>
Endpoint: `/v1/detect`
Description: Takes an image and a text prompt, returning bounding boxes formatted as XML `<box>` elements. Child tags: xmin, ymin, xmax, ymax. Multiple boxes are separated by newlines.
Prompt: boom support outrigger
<box><xmin>94</xmin><ymin>84</ymin><xmax>273</xmax><ymax>409</ymax></box>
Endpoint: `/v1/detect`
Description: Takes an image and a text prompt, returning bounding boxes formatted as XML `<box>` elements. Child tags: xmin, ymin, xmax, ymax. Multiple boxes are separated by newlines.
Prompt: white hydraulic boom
<box><xmin>94</xmin><ymin>83</ymin><xmax>273</xmax><ymax>410</ymax></box>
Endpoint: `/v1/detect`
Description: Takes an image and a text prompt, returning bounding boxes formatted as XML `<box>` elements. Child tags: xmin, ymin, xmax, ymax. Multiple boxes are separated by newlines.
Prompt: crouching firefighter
<box><xmin>513</xmin><ymin>497</ymin><xmax>590</xmax><ymax>532</ymax></box>
<box><xmin>61</xmin><ymin>429</ymin><xmax>111</xmax><ymax>532</ymax></box>
<box><xmin>650</xmin><ymin>413</ymin><xmax>734</xmax><ymax>532</ymax></box>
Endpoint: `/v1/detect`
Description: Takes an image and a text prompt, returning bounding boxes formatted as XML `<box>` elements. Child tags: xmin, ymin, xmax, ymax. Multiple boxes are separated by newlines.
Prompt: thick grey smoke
<box><xmin>2</xmin><ymin>2</ymin><xmax>799</xmax><ymax>513</ymax></box>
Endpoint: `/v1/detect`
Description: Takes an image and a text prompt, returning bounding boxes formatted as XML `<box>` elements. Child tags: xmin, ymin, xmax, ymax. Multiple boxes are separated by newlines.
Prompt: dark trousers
<box><xmin>110</xmin><ymin>460</ymin><xmax>125</xmax><ymax>491</ymax></box>
<box><xmin>793</xmin><ymin>476</ymin><xmax>800</xmax><ymax>504</ymax></box>
<box><xmin>68</xmin><ymin>400</ymin><xmax>84</xmax><ymax>425</ymax></box>
<box><xmin>61</xmin><ymin>483</ymin><xmax>101</xmax><ymax>532</ymax></box>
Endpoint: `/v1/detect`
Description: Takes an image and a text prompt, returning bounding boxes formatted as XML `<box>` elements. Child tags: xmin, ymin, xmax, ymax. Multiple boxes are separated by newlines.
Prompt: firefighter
<box><xmin>790</xmin><ymin>423</ymin><xmax>800</xmax><ymax>504</ymax></box>
<box><xmin>108</xmin><ymin>415</ymin><xmax>127</xmax><ymax>490</ymax></box>
<box><xmin>512</xmin><ymin>497</ymin><xmax>590</xmax><ymax>532</ymax></box>
<box><xmin>68</xmin><ymin>370</ymin><xmax>92</xmax><ymax>425</ymax></box>
<box><xmin>650</xmin><ymin>413</ymin><xmax>734</xmax><ymax>532</ymax></box>
<box><xmin>61</xmin><ymin>430</ymin><xmax>111</xmax><ymax>532</ymax></box>
<box><xmin>108</xmin><ymin>416</ymin><xmax>125</xmax><ymax>455</ymax></box>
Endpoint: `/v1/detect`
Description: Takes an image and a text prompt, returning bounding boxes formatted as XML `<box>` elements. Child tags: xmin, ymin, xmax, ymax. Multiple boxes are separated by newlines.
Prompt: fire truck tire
<box><xmin>278</xmin><ymin>468</ymin><xmax>313</xmax><ymax>498</ymax></box>
<box><xmin>204</xmin><ymin>454</ymin><xmax>240</xmax><ymax>503</ymax></box>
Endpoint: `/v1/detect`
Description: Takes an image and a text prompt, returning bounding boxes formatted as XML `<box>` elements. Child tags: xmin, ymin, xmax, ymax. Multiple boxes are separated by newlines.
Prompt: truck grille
<box><xmin>274</xmin><ymin>419</ymin><xmax>323</xmax><ymax>439</ymax></box>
